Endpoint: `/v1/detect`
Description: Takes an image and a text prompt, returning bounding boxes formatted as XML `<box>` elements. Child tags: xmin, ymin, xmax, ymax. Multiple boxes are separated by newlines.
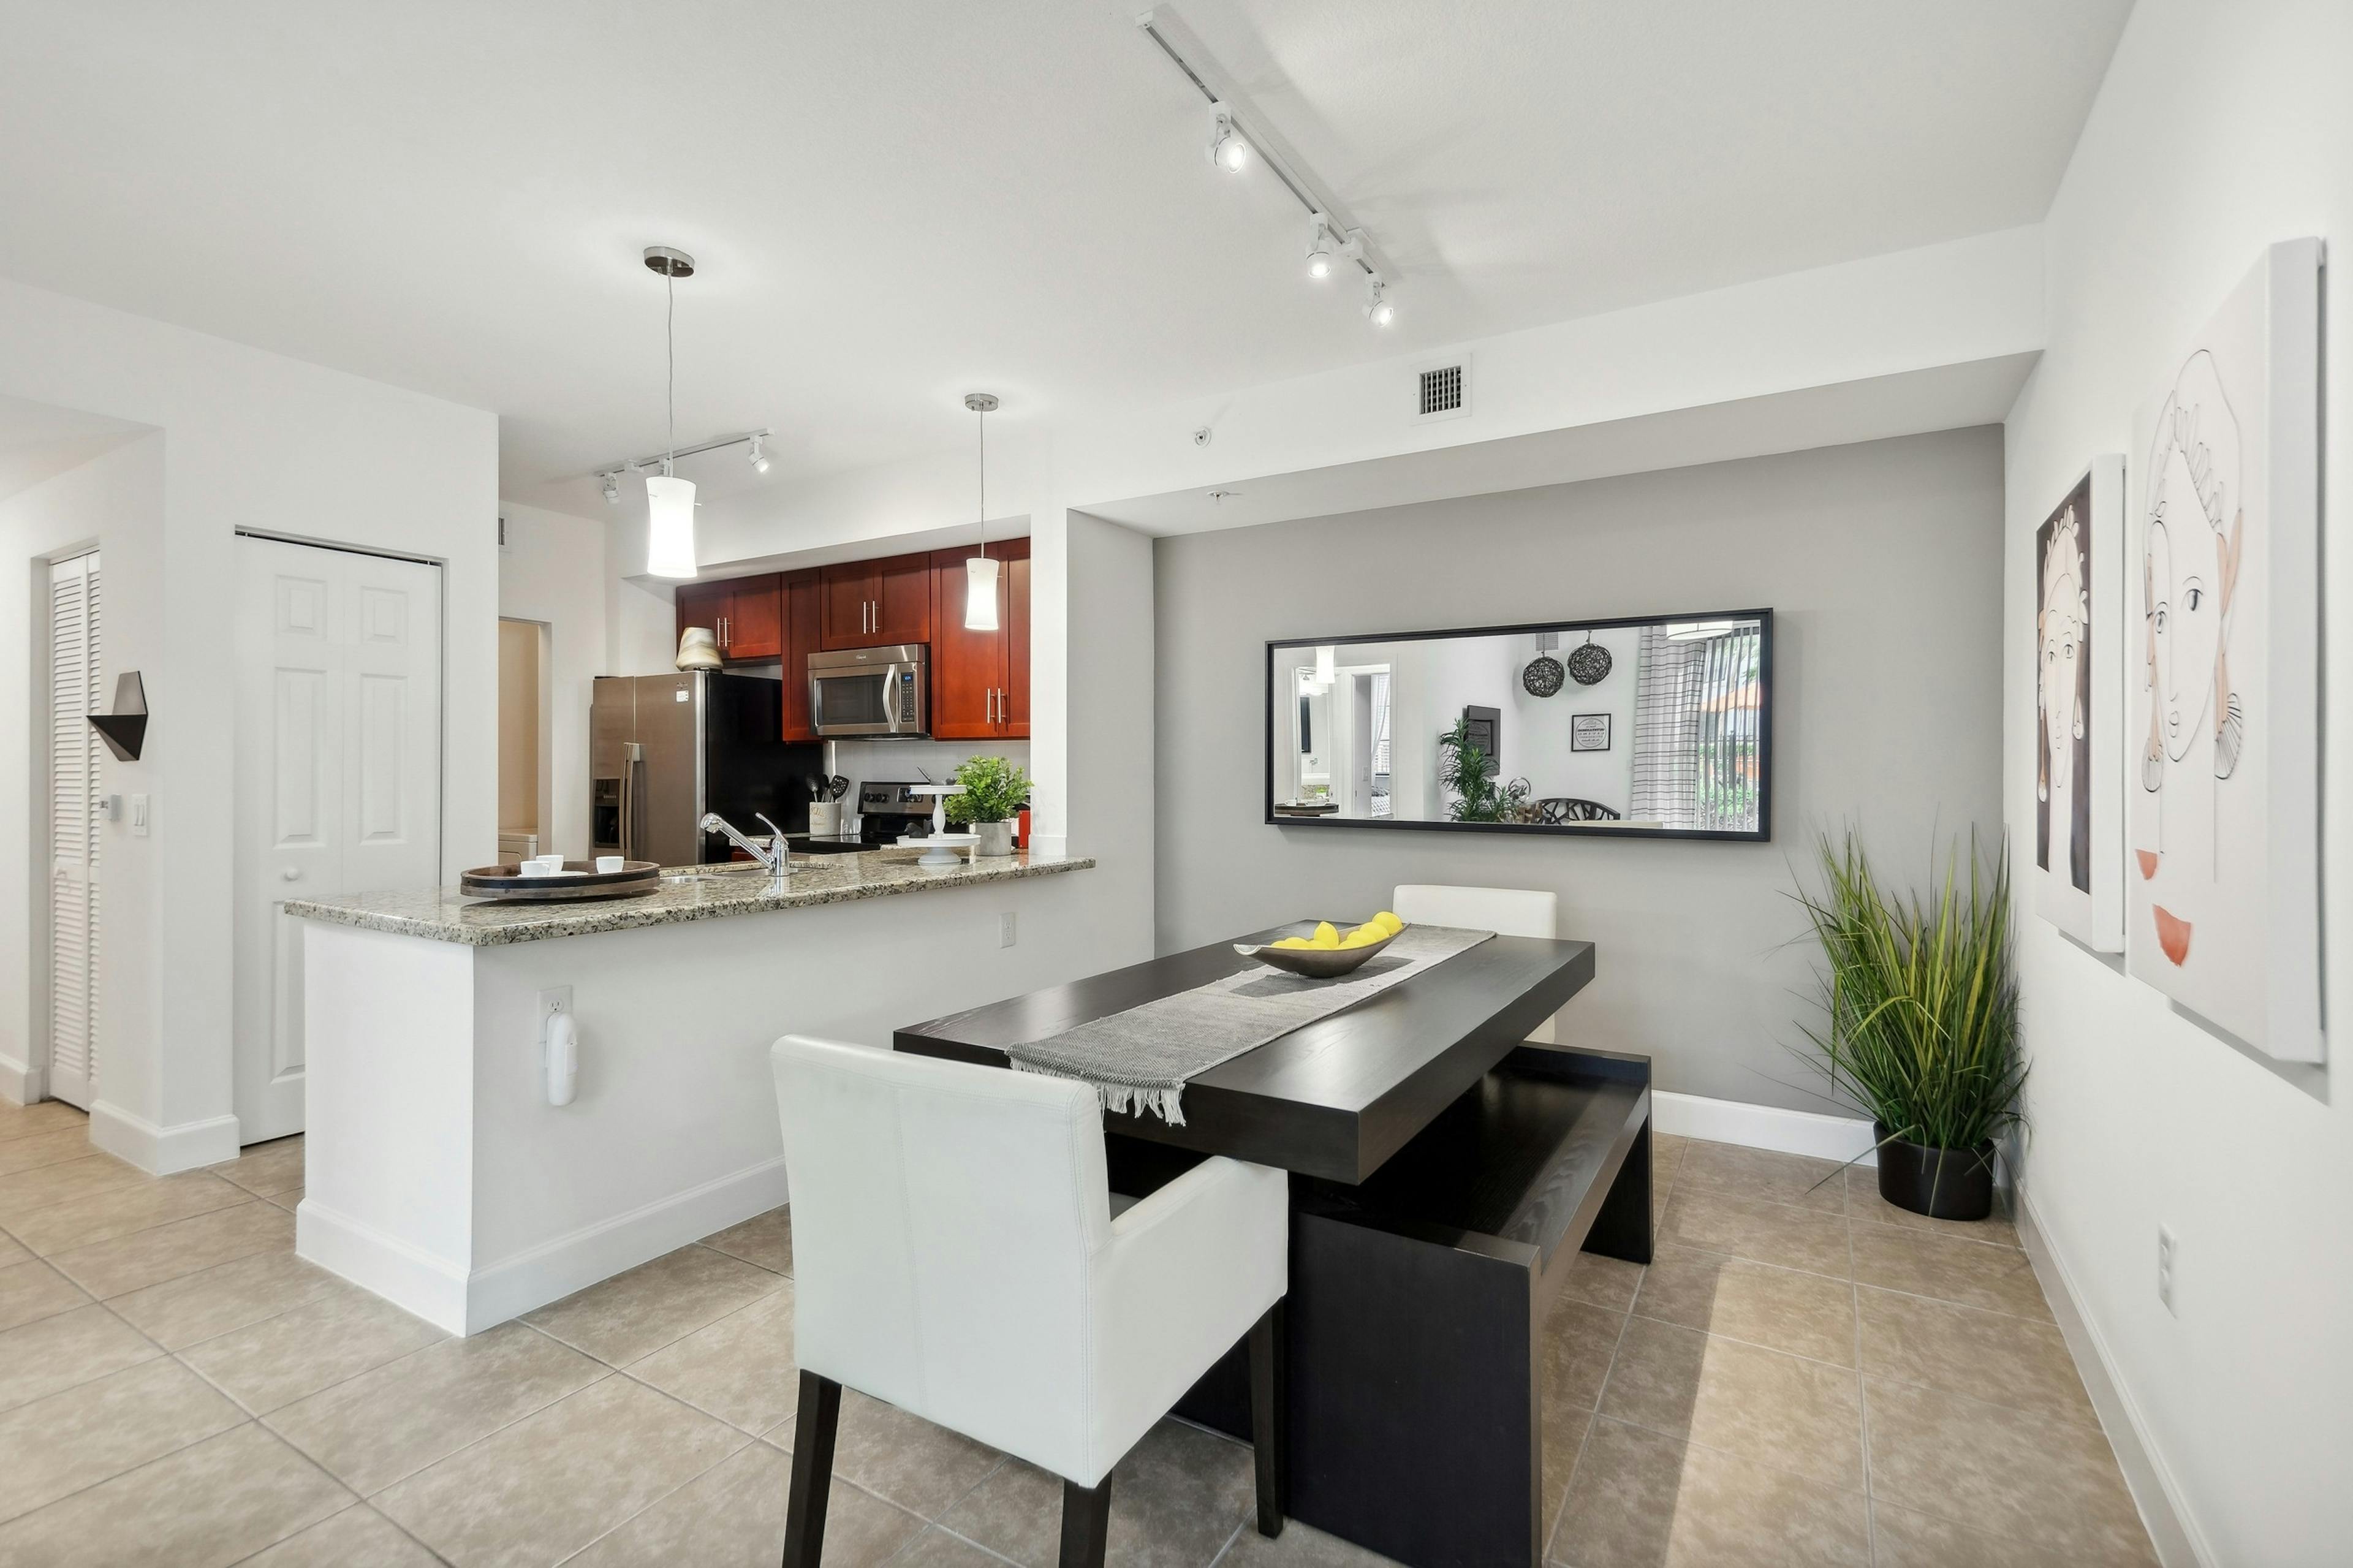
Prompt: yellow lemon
<box><xmin>1271</xmin><ymin>936</ymin><xmax>1312</xmax><ymax>950</ymax></box>
<box><xmin>1311</xmin><ymin>921</ymin><xmax>1341</xmax><ymax>948</ymax></box>
<box><xmin>1373</xmin><ymin>911</ymin><xmax>1405</xmax><ymax>936</ymax></box>
<box><xmin>1347</xmin><ymin>922</ymin><xmax>1385</xmax><ymax>944</ymax></box>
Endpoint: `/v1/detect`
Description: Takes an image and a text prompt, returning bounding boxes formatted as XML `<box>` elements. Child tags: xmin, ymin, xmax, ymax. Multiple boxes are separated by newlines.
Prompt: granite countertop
<box><xmin>282</xmin><ymin>849</ymin><xmax>1094</xmax><ymax>947</ymax></box>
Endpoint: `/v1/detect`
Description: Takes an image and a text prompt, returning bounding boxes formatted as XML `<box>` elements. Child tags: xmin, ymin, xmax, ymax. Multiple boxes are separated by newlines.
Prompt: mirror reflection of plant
<box><xmin>945</xmin><ymin>755</ymin><xmax>1031</xmax><ymax>825</ymax></box>
<box><xmin>1789</xmin><ymin>830</ymin><xmax>2023</xmax><ymax>1190</ymax></box>
<box><xmin>1437</xmin><ymin>719</ymin><xmax>1531</xmax><ymax>824</ymax></box>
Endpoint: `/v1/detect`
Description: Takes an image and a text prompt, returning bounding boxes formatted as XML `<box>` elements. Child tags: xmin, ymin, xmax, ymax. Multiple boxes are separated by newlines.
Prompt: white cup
<box><xmin>531</xmin><ymin>854</ymin><xmax>564</xmax><ymax>871</ymax></box>
<box><xmin>595</xmin><ymin>855</ymin><xmax>624</xmax><ymax>873</ymax></box>
<box><xmin>519</xmin><ymin>862</ymin><xmax>558</xmax><ymax>878</ymax></box>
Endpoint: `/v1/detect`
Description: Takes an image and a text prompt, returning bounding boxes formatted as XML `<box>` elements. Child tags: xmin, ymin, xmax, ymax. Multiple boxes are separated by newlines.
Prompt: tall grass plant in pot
<box><xmin>1792</xmin><ymin>830</ymin><xmax>2023</xmax><ymax>1221</ymax></box>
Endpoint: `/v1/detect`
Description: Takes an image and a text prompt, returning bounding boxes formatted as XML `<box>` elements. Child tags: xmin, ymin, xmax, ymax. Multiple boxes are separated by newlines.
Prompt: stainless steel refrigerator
<box><xmin>590</xmin><ymin>672</ymin><xmax>825</xmax><ymax>866</ymax></box>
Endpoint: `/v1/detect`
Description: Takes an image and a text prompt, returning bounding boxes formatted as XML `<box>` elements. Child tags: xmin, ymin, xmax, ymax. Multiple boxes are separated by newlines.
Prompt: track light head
<box><xmin>746</xmin><ymin>433</ymin><xmax>771</xmax><ymax>474</ymax></box>
<box><xmin>1305</xmin><ymin>216</ymin><xmax>1334</xmax><ymax>281</ymax></box>
<box><xmin>1207</xmin><ymin>107</ymin><xmax>1248</xmax><ymax>173</ymax></box>
<box><xmin>1363</xmin><ymin>274</ymin><xmax>1395</xmax><ymax>328</ymax></box>
<box><xmin>601</xmin><ymin>472</ymin><xmax>621</xmax><ymax>504</ymax></box>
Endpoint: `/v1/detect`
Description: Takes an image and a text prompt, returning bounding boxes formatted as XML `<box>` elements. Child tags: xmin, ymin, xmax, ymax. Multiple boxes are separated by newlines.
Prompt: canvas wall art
<box><xmin>2126</xmin><ymin>238</ymin><xmax>2323</xmax><ymax>1062</ymax></box>
<box><xmin>2034</xmin><ymin>456</ymin><xmax>2123</xmax><ymax>950</ymax></box>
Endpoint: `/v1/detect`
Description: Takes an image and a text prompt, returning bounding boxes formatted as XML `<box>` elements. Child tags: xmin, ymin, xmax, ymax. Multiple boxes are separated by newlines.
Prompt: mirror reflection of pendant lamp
<box><xmin>963</xmin><ymin>393</ymin><xmax>1001</xmax><ymax>631</ymax></box>
<box><xmin>642</xmin><ymin>246</ymin><xmax>699</xmax><ymax>579</ymax></box>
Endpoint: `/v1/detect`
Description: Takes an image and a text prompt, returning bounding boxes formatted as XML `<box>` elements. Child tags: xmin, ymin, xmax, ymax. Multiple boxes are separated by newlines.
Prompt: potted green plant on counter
<box><xmin>945</xmin><ymin>754</ymin><xmax>1031</xmax><ymax>858</ymax></box>
<box><xmin>1792</xmin><ymin>829</ymin><xmax>2023</xmax><ymax>1221</ymax></box>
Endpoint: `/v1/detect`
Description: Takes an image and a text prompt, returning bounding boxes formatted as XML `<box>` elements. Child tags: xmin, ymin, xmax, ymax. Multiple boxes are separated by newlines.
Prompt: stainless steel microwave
<box><xmin>808</xmin><ymin>644</ymin><xmax>927</xmax><ymax>738</ymax></box>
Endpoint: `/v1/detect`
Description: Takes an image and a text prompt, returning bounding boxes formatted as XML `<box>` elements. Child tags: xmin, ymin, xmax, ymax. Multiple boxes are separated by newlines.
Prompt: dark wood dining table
<box><xmin>896</xmin><ymin>922</ymin><xmax>1652</xmax><ymax>1568</ymax></box>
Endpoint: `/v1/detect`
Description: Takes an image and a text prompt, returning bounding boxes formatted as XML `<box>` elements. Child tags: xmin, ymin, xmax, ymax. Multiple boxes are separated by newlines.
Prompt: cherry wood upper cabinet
<box><xmin>722</xmin><ymin>575</ymin><xmax>781</xmax><ymax>661</ymax></box>
<box><xmin>675</xmin><ymin>575</ymin><xmax>782</xmax><ymax>662</ymax></box>
<box><xmin>929</xmin><ymin>546</ymin><xmax>1003</xmax><ymax>740</ymax></box>
<box><xmin>780</xmin><ymin>568</ymin><xmax>822</xmax><ymax>741</ymax></box>
<box><xmin>674</xmin><ymin>581</ymin><xmax>729</xmax><ymax>661</ymax></box>
<box><xmin>1003</xmin><ymin>542</ymin><xmax>1030</xmax><ymax>737</ymax></box>
<box><xmin>928</xmin><ymin>537</ymin><xmax>1029</xmax><ymax>739</ymax></box>
<box><xmin>819</xmin><ymin>552</ymin><xmax>932</xmax><ymax>649</ymax></box>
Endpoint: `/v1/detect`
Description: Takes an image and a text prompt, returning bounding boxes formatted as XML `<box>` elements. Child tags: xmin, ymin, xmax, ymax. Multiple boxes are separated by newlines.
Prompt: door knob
<box><xmin>281</xmin><ymin>867</ymin><xmax>301</xmax><ymax>882</ymax></box>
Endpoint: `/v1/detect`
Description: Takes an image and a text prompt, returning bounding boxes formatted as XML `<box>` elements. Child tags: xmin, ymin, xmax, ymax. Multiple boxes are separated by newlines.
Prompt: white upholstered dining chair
<box><xmin>767</xmin><ymin>1034</ymin><xmax>1290</xmax><ymax>1568</ymax></box>
<box><xmin>1392</xmin><ymin>884</ymin><xmax>1562</xmax><ymax>1043</ymax></box>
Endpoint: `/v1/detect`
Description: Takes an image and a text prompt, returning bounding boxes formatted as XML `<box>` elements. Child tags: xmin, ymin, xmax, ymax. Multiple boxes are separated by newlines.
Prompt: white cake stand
<box><xmin>905</xmin><ymin>784</ymin><xmax>974</xmax><ymax>867</ymax></box>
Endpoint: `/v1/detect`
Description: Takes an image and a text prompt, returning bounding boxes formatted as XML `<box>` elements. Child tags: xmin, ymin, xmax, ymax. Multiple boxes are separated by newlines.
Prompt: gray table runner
<box><xmin>1006</xmin><ymin>923</ymin><xmax>1495</xmax><ymax>1126</ymax></box>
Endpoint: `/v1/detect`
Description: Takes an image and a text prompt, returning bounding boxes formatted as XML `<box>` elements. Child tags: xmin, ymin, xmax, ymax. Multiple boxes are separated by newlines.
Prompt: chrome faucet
<box><xmin>699</xmin><ymin>812</ymin><xmax>792</xmax><ymax>889</ymax></box>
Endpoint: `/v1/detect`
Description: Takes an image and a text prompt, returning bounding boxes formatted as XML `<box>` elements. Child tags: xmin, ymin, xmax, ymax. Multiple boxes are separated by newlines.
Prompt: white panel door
<box><xmin>235</xmin><ymin>538</ymin><xmax>441</xmax><ymax>1143</ymax></box>
<box><xmin>48</xmin><ymin>552</ymin><xmax>101</xmax><ymax>1110</ymax></box>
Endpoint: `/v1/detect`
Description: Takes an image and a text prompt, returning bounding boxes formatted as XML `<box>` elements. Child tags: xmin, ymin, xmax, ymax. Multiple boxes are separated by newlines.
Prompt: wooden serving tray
<box><xmin>458</xmin><ymin>860</ymin><xmax>663</xmax><ymax>902</ymax></box>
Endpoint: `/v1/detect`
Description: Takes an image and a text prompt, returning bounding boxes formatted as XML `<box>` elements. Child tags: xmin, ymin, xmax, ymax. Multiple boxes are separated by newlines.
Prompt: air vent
<box><xmin>1419</xmin><ymin>365</ymin><xmax>1462</xmax><ymax>416</ymax></box>
<box><xmin>1411</xmin><ymin>354</ymin><xmax>1472</xmax><ymax>423</ymax></box>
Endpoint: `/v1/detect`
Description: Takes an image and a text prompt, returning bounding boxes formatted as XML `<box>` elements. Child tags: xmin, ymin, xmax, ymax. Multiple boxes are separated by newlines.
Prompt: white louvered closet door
<box><xmin>48</xmin><ymin>552</ymin><xmax>101</xmax><ymax>1110</ymax></box>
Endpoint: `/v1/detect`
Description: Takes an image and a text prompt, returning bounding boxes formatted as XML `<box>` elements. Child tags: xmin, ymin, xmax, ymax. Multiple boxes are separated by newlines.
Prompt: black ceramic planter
<box><xmin>1873</xmin><ymin>1123</ymin><xmax>1995</xmax><ymax>1221</ymax></box>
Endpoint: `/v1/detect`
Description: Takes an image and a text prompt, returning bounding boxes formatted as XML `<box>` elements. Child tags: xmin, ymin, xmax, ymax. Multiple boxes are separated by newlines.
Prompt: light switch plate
<box><xmin>129</xmin><ymin>793</ymin><xmax>149</xmax><ymax>836</ymax></box>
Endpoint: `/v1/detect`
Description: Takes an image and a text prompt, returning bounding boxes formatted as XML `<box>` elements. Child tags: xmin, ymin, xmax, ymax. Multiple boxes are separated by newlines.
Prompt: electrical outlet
<box><xmin>2157</xmin><ymin>1225</ymin><xmax>2178</xmax><ymax>1315</ymax></box>
<box><xmin>998</xmin><ymin>912</ymin><xmax>1017</xmax><ymax>949</ymax></box>
<box><xmin>538</xmin><ymin>986</ymin><xmax>572</xmax><ymax>1037</ymax></box>
<box><xmin>129</xmin><ymin>793</ymin><xmax>149</xmax><ymax>836</ymax></box>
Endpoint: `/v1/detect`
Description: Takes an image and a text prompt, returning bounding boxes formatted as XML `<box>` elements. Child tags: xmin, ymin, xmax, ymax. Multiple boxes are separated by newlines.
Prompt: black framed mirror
<box><xmin>1264</xmin><ymin>608</ymin><xmax>1773</xmax><ymax>841</ymax></box>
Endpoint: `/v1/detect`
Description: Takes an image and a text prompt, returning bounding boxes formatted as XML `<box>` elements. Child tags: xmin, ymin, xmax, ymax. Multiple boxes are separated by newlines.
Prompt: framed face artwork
<box><xmin>2127</xmin><ymin>238</ymin><xmax>2324</xmax><ymax>1062</ymax></box>
<box><xmin>2034</xmin><ymin>457</ymin><xmax>2123</xmax><ymax>950</ymax></box>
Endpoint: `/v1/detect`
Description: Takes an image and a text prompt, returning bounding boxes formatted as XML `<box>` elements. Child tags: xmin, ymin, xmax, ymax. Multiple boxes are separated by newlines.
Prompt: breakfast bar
<box><xmin>283</xmin><ymin>849</ymin><xmax>1094</xmax><ymax>1335</ymax></box>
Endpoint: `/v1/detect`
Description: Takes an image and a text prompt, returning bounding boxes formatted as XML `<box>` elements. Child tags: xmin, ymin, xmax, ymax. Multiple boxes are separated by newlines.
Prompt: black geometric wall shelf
<box><xmin>89</xmin><ymin>671</ymin><xmax>146</xmax><ymax>762</ymax></box>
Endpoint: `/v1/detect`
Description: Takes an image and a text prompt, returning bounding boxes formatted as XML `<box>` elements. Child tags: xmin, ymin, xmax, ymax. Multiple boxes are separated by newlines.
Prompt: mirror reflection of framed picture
<box><xmin>1571</xmin><ymin>713</ymin><xmax>1610</xmax><ymax>752</ymax></box>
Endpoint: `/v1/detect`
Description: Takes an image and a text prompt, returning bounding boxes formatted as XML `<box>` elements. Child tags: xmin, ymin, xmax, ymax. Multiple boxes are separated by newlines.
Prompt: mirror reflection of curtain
<box><xmin>1631</xmin><ymin>625</ymin><xmax>1762</xmax><ymax>830</ymax></box>
<box><xmin>1369</xmin><ymin>671</ymin><xmax>1392</xmax><ymax>817</ymax></box>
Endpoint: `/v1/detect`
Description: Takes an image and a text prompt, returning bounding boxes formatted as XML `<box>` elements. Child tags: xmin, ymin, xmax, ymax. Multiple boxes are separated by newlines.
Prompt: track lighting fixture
<box><xmin>1305</xmin><ymin>216</ymin><xmax>1334</xmax><ymax>281</ymax></box>
<box><xmin>1138</xmin><ymin>12</ymin><xmax>1394</xmax><ymax>331</ymax></box>
<box><xmin>747</xmin><ymin>432</ymin><xmax>770</xmax><ymax>473</ymax></box>
<box><xmin>1207</xmin><ymin>107</ymin><xmax>1248</xmax><ymax>173</ymax></box>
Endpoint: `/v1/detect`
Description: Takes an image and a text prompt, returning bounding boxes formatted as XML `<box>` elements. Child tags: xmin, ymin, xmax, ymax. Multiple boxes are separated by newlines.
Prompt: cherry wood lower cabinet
<box><xmin>929</xmin><ymin>539</ymin><xmax>1029</xmax><ymax>739</ymax></box>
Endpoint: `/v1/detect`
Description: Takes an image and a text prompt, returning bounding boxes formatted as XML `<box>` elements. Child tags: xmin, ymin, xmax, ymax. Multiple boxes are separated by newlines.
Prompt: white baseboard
<box><xmin>2015</xmin><ymin>1189</ymin><xmax>2208</xmax><ymax>1568</ymax></box>
<box><xmin>0</xmin><ymin>1055</ymin><xmax>43</xmax><ymax>1106</ymax></box>
<box><xmin>1652</xmin><ymin>1090</ymin><xmax>1878</xmax><ymax>1167</ymax></box>
<box><xmin>88</xmin><ymin>1103</ymin><xmax>241</xmax><ymax>1175</ymax></box>
<box><xmin>464</xmin><ymin>1157</ymin><xmax>791</xmax><ymax>1333</ymax></box>
<box><xmin>298</xmin><ymin>1199</ymin><xmax>473</xmax><ymax>1336</ymax></box>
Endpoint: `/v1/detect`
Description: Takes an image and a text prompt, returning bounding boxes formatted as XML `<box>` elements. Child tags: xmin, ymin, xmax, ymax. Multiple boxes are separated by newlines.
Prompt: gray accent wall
<box><xmin>1153</xmin><ymin>427</ymin><xmax>2003</xmax><ymax>1112</ymax></box>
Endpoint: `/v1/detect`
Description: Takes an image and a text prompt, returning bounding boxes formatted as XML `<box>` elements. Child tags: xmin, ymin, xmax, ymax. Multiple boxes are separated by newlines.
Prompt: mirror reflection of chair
<box><xmin>768</xmin><ymin>1034</ymin><xmax>1290</xmax><ymax>1568</ymax></box>
<box><xmin>1537</xmin><ymin>797</ymin><xmax>1620</xmax><ymax>824</ymax></box>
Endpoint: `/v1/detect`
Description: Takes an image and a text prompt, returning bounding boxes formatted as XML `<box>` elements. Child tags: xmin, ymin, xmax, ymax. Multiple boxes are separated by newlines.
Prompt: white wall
<box><xmin>0</xmin><ymin>278</ymin><xmax>498</xmax><ymax>1169</ymax></box>
<box><xmin>1156</xmin><ymin>429</ymin><xmax>2006</xmax><ymax>1111</ymax></box>
<box><xmin>0</xmin><ymin>436</ymin><xmax>164</xmax><ymax>1107</ymax></box>
<box><xmin>2001</xmin><ymin>2</ymin><xmax>2353</xmax><ymax>1561</ymax></box>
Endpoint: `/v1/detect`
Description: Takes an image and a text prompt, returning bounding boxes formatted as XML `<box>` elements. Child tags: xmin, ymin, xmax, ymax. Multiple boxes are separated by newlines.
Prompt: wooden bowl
<box><xmin>1233</xmin><ymin>923</ymin><xmax>1398</xmax><ymax>979</ymax></box>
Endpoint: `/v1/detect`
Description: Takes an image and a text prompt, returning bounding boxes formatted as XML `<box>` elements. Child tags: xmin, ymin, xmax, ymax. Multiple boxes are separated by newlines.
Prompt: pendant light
<box><xmin>643</xmin><ymin>246</ymin><xmax>698</xmax><ymax>578</ymax></box>
<box><xmin>963</xmin><ymin>392</ymin><xmax>1001</xmax><ymax>631</ymax></box>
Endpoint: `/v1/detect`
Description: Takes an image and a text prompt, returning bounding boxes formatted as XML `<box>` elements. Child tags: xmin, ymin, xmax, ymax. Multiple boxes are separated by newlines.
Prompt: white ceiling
<box><xmin>0</xmin><ymin>1</ymin><xmax>2128</xmax><ymax>513</ymax></box>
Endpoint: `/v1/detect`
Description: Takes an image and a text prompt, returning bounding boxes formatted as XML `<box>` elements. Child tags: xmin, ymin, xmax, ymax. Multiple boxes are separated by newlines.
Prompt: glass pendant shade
<box><xmin>964</xmin><ymin>553</ymin><xmax>1001</xmax><ymax>631</ymax></box>
<box><xmin>1314</xmin><ymin>643</ymin><xmax>1336</xmax><ymax>687</ymax></box>
<box><xmin>644</xmin><ymin>475</ymin><xmax>697</xmax><ymax>578</ymax></box>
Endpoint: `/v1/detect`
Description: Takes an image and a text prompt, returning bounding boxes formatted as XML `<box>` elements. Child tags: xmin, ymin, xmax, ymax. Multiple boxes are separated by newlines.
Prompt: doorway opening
<box><xmin>498</xmin><ymin>618</ymin><xmax>550</xmax><ymax>863</ymax></box>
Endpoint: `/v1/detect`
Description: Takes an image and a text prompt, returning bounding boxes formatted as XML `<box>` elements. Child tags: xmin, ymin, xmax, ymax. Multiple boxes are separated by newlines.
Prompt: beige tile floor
<box><xmin>0</xmin><ymin>1104</ymin><xmax>2156</xmax><ymax>1568</ymax></box>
